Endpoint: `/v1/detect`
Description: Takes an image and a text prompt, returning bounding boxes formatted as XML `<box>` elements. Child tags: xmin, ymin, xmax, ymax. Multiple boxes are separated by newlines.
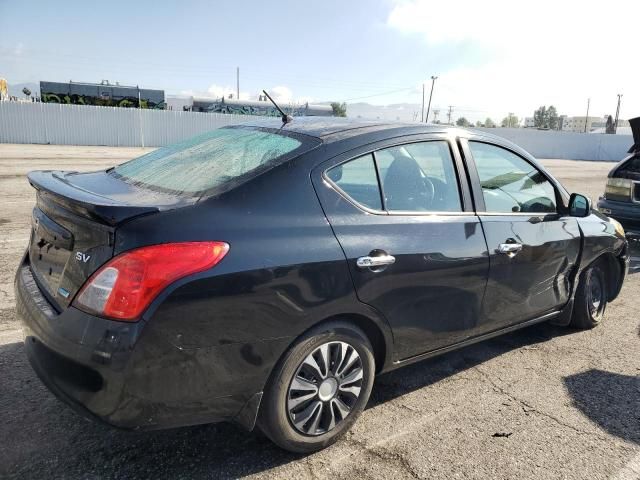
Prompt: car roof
<box><xmin>238</xmin><ymin>117</ymin><xmax>518</xmax><ymax>147</ymax></box>
<box><xmin>237</xmin><ymin>117</ymin><xmax>456</xmax><ymax>141</ymax></box>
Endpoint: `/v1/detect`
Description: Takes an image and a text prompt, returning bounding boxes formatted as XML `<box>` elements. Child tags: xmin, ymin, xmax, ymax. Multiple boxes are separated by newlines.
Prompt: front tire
<box><xmin>258</xmin><ymin>321</ymin><xmax>375</xmax><ymax>453</ymax></box>
<box><xmin>571</xmin><ymin>262</ymin><xmax>607</xmax><ymax>329</ymax></box>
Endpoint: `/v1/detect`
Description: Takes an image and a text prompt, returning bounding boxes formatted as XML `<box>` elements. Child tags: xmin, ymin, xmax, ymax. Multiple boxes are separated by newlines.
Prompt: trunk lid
<box><xmin>27</xmin><ymin>169</ymin><xmax>188</xmax><ymax>310</ymax></box>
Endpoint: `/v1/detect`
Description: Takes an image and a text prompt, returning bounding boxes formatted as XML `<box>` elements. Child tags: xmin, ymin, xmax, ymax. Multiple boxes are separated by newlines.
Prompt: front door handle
<box><xmin>356</xmin><ymin>254</ymin><xmax>396</xmax><ymax>269</ymax></box>
<box><xmin>497</xmin><ymin>242</ymin><xmax>523</xmax><ymax>257</ymax></box>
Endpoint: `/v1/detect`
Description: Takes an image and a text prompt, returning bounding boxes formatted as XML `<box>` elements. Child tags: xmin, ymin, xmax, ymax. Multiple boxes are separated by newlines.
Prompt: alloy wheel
<box><xmin>588</xmin><ymin>272</ymin><xmax>604</xmax><ymax>317</ymax></box>
<box><xmin>287</xmin><ymin>341</ymin><xmax>363</xmax><ymax>436</ymax></box>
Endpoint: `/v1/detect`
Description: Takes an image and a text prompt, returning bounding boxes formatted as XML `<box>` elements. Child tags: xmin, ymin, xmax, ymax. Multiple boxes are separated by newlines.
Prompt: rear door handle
<box><xmin>497</xmin><ymin>243</ymin><xmax>523</xmax><ymax>257</ymax></box>
<box><xmin>356</xmin><ymin>254</ymin><xmax>396</xmax><ymax>269</ymax></box>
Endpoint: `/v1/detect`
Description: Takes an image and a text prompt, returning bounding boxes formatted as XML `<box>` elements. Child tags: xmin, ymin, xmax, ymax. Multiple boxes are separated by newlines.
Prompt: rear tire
<box><xmin>258</xmin><ymin>321</ymin><xmax>375</xmax><ymax>453</ymax></box>
<box><xmin>571</xmin><ymin>262</ymin><xmax>607</xmax><ymax>329</ymax></box>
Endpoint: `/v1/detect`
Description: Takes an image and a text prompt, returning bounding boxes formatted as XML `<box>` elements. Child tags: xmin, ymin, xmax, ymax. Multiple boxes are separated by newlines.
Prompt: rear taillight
<box><xmin>73</xmin><ymin>242</ymin><xmax>229</xmax><ymax>321</ymax></box>
<box><xmin>605</xmin><ymin>178</ymin><xmax>632</xmax><ymax>200</ymax></box>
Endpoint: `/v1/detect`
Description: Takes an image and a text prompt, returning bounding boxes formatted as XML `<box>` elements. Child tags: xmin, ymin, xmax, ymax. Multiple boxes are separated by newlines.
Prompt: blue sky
<box><xmin>1</xmin><ymin>0</ymin><xmax>638</xmax><ymax>123</ymax></box>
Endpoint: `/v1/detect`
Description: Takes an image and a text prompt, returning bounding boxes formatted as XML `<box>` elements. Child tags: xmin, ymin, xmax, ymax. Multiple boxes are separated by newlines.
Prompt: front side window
<box><xmin>326</xmin><ymin>154</ymin><xmax>382</xmax><ymax>210</ymax></box>
<box><xmin>112</xmin><ymin>127</ymin><xmax>316</xmax><ymax>196</ymax></box>
<box><xmin>375</xmin><ymin>141</ymin><xmax>462</xmax><ymax>212</ymax></box>
<box><xmin>469</xmin><ymin>141</ymin><xmax>557</xmax><ymax>213</ymax></box>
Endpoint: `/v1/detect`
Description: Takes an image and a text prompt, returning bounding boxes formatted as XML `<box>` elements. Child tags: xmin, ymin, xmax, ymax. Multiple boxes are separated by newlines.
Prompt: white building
<box><xmin>560</xmin><ymin>116</ymin><xmax>604</xmax><ymax>133</ymax></box>
<box><xmin>524</xmin><ymin>117</ymin><xmax>535</xmax><ymax>128</ymax></box>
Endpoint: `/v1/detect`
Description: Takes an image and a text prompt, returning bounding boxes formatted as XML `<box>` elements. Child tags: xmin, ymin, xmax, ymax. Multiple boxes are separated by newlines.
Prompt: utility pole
<box><xmin>138</xmin><ymin>90</ymin><xmax>144</xmax><ymax>148</ymax></box>
<box><xmin>421</xmin><ymin>83</ymin><xmax>425</xmax><ymax>123</ymax></box>
<box><xmin>433</xmin><ymin>109</ymin><xmax>440</xmax><ymax>123</ymax></box>
<box><xmin>426</xmin><ymin>75</ymin><xmax>437</xmax><ymax>123</ymax></box>
<box><xmin>584</xmin><ymin>98</ymin><xmax>590</xmax><ymax>133</ymax></box>
<box><xmin>614</xmin><ymin>94</ymin><xmax>622</xmax><ymax>134</ymax></box>
<box><xmin>236</xmin><ymin>67</ymin><xmax>240</xmax><ymax>100</ymax></box>
<box><xmin>447</xmin><ymin>105</ymin><xmax>453</xmax><ymax>125</ymax></box>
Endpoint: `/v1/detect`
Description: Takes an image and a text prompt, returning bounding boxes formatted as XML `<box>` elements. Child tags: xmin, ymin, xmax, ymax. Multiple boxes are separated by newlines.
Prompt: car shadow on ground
<box><xmin>0</xmin><ymin>321</ymin><xmax>576</xmax><ymax>479</ymax></box>
<box><xmin>369</xmin><ymin>321</ymin><xmax>573</xmax><ymax>408</ymax></box>
<box><xmin>0</xmin><ymin>340</ymin><xmax>301</xmax><ymax>479</ymax></box>
<box><xmin>564</xmin><ymin>369</ymin><xmax>640</xmax><ymax>445</ymax></box>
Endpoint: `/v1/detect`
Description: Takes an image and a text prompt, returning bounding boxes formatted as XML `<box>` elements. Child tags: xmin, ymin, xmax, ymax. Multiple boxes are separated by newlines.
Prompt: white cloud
<box><xmin>266</xmin><ymin>85</ymin><xmax>293</xmax><ymax>102</ymax></box>
<box><xmin>387</xmin><ymin>0</ymin><xmax>640</xmax><ymax>121</ymax></box>
<box><xmin>179</xmin><ymin>84</ymin><xmax>313</xmax><ymax>104</ymax></box>
<box><xmin>206</xmin><ymin>83</ymin><xmax>251</xmax><ymax>100</ymax></box>
<box><xmin>264</xmin><ymin>86</ymin><xmax>314</xmax><ymax>105</ymax></box>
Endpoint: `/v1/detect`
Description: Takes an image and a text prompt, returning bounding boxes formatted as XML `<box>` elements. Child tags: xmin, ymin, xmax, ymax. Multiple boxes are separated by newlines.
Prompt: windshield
<box><xmin>111</xmin><ymin>126</ymin><xmax>318</xmax><ymax>196</ymax></box>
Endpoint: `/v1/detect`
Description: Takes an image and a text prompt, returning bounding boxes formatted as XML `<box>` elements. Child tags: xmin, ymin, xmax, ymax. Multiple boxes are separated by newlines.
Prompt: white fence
<box><xmin>476</xmin><ymin>127</ymin><xmax>633</xmax><ymax>162</ymax></box>
<box><xmin>0</xmin><ymin>101</ymin><xmax>262</xmax><ymax>147</ymax></box>
<box><xmin>0</xmin><ymin>101</ymin><xmax>635</xmax><ymax>161</ymax></box>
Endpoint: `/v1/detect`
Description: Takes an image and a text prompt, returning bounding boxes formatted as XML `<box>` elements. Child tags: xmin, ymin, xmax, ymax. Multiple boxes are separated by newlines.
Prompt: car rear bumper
<box><xmin>597</xmin><ymin>197</ymin><xmax>640</xmax><ymax>234</ymax></box>
<box><xmin>15</xmin><ymin>257</ymin><xmax>272</xmax><ymax>431</ymax></box>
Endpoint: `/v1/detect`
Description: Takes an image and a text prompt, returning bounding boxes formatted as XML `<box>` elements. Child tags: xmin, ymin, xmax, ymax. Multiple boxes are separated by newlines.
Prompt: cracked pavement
<box><xmin>0</xmin><ymin>145</ymin><xmax>638</xmax><ymax>479</ymax></box>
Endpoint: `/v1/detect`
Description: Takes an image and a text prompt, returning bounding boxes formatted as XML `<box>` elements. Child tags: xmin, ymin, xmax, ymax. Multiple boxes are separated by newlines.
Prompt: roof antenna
<box><xmin>262</xmin><ymin>89</ymin><xmax>293</xmax><ymax>125</ymax></box>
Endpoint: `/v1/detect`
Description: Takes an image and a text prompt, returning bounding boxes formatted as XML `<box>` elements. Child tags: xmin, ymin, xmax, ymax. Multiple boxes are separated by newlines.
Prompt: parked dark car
<box><xmin>597</xmin><ymin>116</ymin><xmax>640</xmax><ymax>233</ymax></box>
<box><xmin>15</xmin><ymin>119</ymin><xmax>629</xmax><ymax>453</ymax></box>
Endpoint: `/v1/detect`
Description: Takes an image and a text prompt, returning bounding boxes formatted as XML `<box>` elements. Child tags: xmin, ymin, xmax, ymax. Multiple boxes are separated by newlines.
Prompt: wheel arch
<box><xmin>322</xmin><ymin>312</ymin><xmax>390</xmax><ymax>374</ymax></box>
<box><xmin>274</xmin><ymin>311</ymin><xmax>393</xmax><ymax>382</ymax></box>
<box><xmin>236</xmin><ymin>311</ymin><xmax>392</xmax><ymax>431</ymax></box>
<box><xmin>598</xmin><ymin>252</ymin><xmax>624</xmax><ymax>301</ymax></box>
<box><xmin>580</xmin><ymin>252</ymin><xmax>623</xmax><ymax>301</ymax></box>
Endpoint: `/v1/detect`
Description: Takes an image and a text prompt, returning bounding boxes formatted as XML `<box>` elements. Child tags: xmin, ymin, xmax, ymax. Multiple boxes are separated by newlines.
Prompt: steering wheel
<box><xmin>420</xmin><ymin>175</ymin><xmax>436</xmax><ymax>208</ymax></box>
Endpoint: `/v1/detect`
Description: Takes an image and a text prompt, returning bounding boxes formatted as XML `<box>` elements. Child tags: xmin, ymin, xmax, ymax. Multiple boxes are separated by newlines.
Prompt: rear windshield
<box><xmin>111</xmin><ymin>126</ymin><xmax>318</xmax><ymax>196</ymax></box>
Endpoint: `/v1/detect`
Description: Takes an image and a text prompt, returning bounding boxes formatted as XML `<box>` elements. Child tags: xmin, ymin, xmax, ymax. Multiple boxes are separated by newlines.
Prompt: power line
<box><xmin>340</xmin><ymin>87</ymin><xmax>415</xmax><ymax>102</ymax></box>
<box><xmin>0</xmin><ymin>51</ymin><xmax>412</xmax><ymax>91</ymax></box>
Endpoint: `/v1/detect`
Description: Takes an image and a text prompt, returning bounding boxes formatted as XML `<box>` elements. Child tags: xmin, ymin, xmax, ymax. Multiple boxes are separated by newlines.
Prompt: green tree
<box><xmin>330</xmin><ymin>102</ymin><xmax>347</xmax><ymax>117</ymax></box>
<box><xmin>501</xmin><ymin>113</ymin><xmax>519</xmax><ymax>128</ymax></box>
<box><xmin>547</xmin><ymin>105</ymin><xmax>559</xmax><ymax>130</ymax></box>
<box><xmin>456</xmin><ymin>117</ymin><xmax>470</xmax><ymax>127</ymax></box>
<box><xmin>475</xmin><ymin>120</ymin><xmax>484</xmax><ymax>127</ymax></box>
<box><xmin>484</xmin><ymin>117</ymin><xmax>496</xmax><ymax>128</ymax></box>
<box><xmin>533</xmin><ymin>106</ymin><xmax>547</xmax><ymax>128</ymax></box>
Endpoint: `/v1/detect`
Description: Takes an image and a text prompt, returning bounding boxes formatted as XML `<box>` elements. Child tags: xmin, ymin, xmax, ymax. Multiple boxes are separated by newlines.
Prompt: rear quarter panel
<box><xmin>113</xmin><ymin>150</ymin><xmax>393</xmax><ymax>399</ymax></box>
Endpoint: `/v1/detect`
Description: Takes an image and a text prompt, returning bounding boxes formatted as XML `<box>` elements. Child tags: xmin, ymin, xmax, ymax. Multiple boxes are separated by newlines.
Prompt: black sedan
<box><xmin>597</xmin><ymin>116</ymin><xmax>640</xmax><ymax>233</ymax></box>
<box><xmin>15</xmin><ymin>119</ymin><xmax>629</xmax><ymax>453</ymax></box>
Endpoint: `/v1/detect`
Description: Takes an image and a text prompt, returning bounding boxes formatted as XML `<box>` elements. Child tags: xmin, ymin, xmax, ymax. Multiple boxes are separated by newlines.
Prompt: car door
<box><xmin>312</xmin><ymin>134</ymin><xmax>490</xmax><ymax>361</ymax></box>
<box><xmin>461</xmin><ymin>137</ymin><xmax>581</xmax><ymax>331</ymax></box>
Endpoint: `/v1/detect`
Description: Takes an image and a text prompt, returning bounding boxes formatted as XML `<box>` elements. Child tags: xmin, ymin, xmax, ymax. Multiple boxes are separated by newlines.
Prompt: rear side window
<box><xmin>326</xmin><ymin>154</ymin><xmax>382</xmax><ymax>210</ymax></box>
<box><xmin>469</xmin><ymin>141</ymin><xmax>557</xmax><ymax>213</ymax></box>
<box><xmin>375</xmin><ymin>141</ymin><xmax>461</xmax><ymax>212</ymax></box>
<box><xmin>112</xmin><ymin>127</ymin><xmax>317</xmax><ymax>196</ymax></box>
<box><xmin>326</xmin><ymin>141</ymin><xmax>462</xmax><ymax>213</ymax></box>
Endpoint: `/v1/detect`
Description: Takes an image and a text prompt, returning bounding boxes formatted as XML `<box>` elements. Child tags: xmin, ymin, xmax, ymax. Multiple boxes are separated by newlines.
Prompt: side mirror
<box><xmin>569</xmin><ymin>193</ymin><xmax>591</xmax><ymax>217</ymax></box>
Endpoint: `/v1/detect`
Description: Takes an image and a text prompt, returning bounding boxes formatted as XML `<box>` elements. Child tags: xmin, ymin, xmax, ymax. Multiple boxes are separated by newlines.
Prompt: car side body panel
<box><xmin>311</xmin><ymin>133</ymin><xmax>491</xmax><ymax>361</ymax></box>
<box><xmin>15</xmin><ymin>119</ymin><xmax>629</xmax><ymax>435</ymax></box>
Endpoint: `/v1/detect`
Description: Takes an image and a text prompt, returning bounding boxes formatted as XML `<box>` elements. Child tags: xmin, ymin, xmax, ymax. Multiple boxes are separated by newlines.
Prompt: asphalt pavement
<box><xmin>0</xmin><ymin>145</ymin><xmax>638</xmax><ymax>479</ymax></box>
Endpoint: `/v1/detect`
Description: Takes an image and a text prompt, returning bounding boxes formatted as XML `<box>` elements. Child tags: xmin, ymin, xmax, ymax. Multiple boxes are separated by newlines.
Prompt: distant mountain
<box><xmin>344</xmin><ymin>102</ymin><xmax>424</xmax><ymax>122</ymax></box>
<box><xmin>7</xmin><ymin>82</ymin><xmax>40</xmax><ymax>98</ymax></box>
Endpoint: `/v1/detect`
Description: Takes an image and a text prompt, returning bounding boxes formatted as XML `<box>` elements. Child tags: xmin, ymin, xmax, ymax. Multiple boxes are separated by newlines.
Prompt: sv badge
<box><xmin>75</xmin><ymin>252</ymin><xmax>91</xmax><ymax>263</ymax></box>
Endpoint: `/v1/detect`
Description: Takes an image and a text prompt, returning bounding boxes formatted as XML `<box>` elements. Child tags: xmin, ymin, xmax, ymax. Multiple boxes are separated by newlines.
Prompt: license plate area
<box><xmin>29</xmin><ymin>208</ymin><xmax>74</xmax><ymax>303</ymax></box>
